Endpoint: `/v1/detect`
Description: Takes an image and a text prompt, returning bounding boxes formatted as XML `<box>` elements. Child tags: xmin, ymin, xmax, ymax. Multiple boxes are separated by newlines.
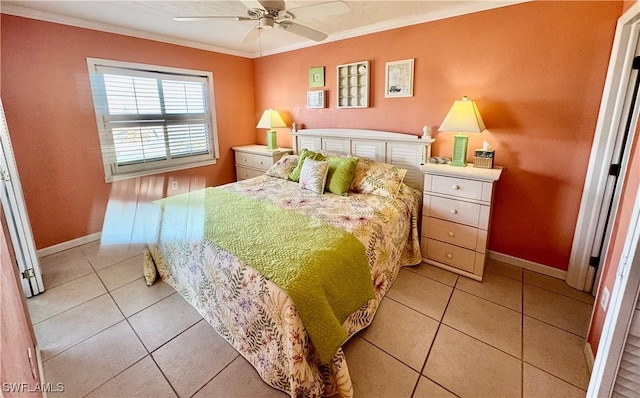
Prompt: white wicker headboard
<box><xmin>290</xmin><ymin>128</ymin><xmax>435</xmax><ymax>191</ymax></box>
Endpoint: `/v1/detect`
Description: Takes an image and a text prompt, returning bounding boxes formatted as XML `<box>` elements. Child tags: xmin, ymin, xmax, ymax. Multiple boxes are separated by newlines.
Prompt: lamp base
<box><xmin>450</xmin><ymin>133</ymin><xmax>469</xmax><ymax>167</ymax></box>
<box><xmin>266</xmin><ymin>130</ymin><xmax>278</xmax><ymax>150</ymax></box>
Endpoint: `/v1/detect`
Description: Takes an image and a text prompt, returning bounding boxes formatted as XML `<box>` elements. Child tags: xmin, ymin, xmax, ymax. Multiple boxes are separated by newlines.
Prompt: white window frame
<box><xmin>87</xmin><ymin>58</ymin><xmax>219</xmax><ymax>182</ymax></box>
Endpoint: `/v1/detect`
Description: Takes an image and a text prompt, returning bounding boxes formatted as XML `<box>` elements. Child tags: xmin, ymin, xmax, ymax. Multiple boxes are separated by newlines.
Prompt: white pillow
<box><xmin>298</xmin><ymin>158</ymin><xmax>329</xmax><ymax>194</ymax></box>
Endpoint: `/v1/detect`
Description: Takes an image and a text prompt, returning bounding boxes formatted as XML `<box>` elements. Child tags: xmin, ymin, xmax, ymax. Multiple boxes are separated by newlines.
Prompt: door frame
<box><xmin>567</xmin><ymin>2</ymin><xmax>640</xmax><ymax>291</ymax></box>
<box><xmin>587</xmin><ymin>182</ymin><xmax>640</xmax><ymax>396</ymax></box>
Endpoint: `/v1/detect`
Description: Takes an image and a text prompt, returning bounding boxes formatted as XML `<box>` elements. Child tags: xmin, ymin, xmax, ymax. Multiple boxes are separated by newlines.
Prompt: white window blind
<box><xmin>87</xmin><ymin>58</ymin><xmax>218</xmax><ymax>181</ymax></box>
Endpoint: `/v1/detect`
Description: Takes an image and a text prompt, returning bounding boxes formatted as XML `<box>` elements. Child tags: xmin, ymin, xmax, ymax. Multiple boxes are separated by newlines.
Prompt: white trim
<box><xmin>567</xmin><ymin>2</ymin><xmax>640</xmax><ymax>291</ymax></box>
<box><xmin>584</xmin><ymin>342</ymin><xmax>595</xmax><ymax>374</ymax></box>
<box><xmin>1</xmin><ymin>1</ymin><xmax>530</xmax><ymax>59</ymax></box>
<box><xmin>36</xmin><ymin>232</ymin><xmax>101</xmax><ymax>258</ymax></box>
<box><xmin>35</xmin><ymin>345</ymin><xmax>47</xmax><ymax>398</ymax></box>
<box><xmin>488</xmin><ymin>250</ymin><xmax>566</xmax><ymax>280</ymax></box>
<box><xmin>587</xmin><ymin>184</ymin><xmax>640</xmax><ymax>397</ymax></box>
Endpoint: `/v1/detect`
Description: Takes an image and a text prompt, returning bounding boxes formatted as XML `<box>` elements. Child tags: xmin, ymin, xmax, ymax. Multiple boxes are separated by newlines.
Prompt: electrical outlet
<box><xmin>171</xmin><ymin>181</ymin><xmax>178</xmax><ymax>190</ymax></box>
<box><xmin>601</xmin><ymin>287</ymin><xmax>610</xmax><ymax>311</ymax></box>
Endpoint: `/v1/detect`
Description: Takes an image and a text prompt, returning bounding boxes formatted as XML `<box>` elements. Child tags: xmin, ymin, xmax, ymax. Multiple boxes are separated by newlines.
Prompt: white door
<box><xmin>588</xmin><ymin>186</ymin><xmax>640</xmax><ymax>397</ymax></box>
<box><xmin>0</xmin><ymin>98</ymin><xmax>43</xmax><ymax>297</ymax></box>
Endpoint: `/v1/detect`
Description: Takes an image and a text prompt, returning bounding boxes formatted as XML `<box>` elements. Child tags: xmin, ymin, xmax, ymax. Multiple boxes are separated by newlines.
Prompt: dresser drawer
<box><xmin>236</xmin><ymin>166</ymin><xmax>264</xmax><ymax>180</ymax></box>
<box><xmin>235</xmin><ymin>152</ymin><xmax>273</xmax><ymax>171</ymax></box>
<box><xmin>424</xmin><ymin>195</ymin><xmax>490</xmax><ymax>228</ymax></box>
<box><xmin>422</xmin><ymin>217</ymin><xmax>487</xmax><ymax>252</ymax></box>
<box><xmin>422</xmin><ymin>239</ymin><xmax>476</xmax><ymax>273</ymax></box>
<box><xmin>427</xmin><ymin>174</ymin><xmax>484</xmax><ymax>200</ymax></box>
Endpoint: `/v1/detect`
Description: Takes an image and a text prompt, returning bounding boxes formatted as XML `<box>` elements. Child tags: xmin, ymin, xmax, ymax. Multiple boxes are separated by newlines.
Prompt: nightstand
<box><xmin>421</xmin><ymin>163</ymin><xmax>502</xmax><ymax>281</ymax></box>
<box><xmin>232</xmin><ymin>145</ymin><xmax>293</xmax><ymax>181</ymax></box>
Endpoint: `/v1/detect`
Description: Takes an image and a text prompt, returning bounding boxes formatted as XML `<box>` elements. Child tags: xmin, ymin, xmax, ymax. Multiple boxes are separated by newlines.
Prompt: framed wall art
<box><xmin>385</xmin><ymin>58</ymin><xmax>414</xmax><ymax>98</ymax></box>
<box><xmin>309</xmin><ymin>66</ymin><xmax>325</xmax><ymax>88</ymax></box>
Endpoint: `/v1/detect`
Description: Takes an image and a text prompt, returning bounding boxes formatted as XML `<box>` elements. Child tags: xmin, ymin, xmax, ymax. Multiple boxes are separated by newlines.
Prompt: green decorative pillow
<box><xmin>325</xmin><ymin>156</ymin><xmax>359</xmax><ymax>195</ymax></box>
<box><xmin>288</xmin><ymin>148</ymin><xmax>326</xmax><ymax>182</ymax></box>
<box><xmin>265</xmin><ymin>154</ymin><xmax>299</xmax><ymax>179</ymax></box>
<box><xmin>298</xmin><ymin>158</ymin><xmax>329</xmax><ymax>194</ymax></box>
<box><xmin>350</xmin><ymin>158</ymin><xmax>407</xmax><ymax>198</ymax></box>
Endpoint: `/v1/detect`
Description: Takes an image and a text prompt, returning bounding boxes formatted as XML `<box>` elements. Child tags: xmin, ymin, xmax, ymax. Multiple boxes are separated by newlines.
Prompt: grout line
<box><xmin>81</xmin><ymin>354</ymin><xmax>149</xmax><ymax>397</ymax></box>
<box><xmin>521</xmin><ymin>360</ymin><xmax>589</xmax><ymax>392</ymax></box>
<box><xmin>188</xmin><ymin>354</ymin><xmax>241</xmax><ymax>398</ymax></box>
<box><xmin>411</xmin><ymin>276</ymin><xmax>458</xmax><ymax>397</ymax></box>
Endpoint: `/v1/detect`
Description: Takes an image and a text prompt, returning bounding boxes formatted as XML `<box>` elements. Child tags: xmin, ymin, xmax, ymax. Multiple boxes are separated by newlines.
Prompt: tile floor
<box><xmin>29</xmin><ymin>241</ymin><xmax>595</xmax><ymax>397</ymax></box>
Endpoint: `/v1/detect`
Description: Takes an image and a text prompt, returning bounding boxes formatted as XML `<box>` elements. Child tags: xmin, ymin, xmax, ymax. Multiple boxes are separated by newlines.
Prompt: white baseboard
<box><xmin>584</xmin><ymin>341</ymin><xmax>595</xmax><ymax>374</ymax></box>
<box><xmin>37</xmin><ymin>232</ymin><xmax>101</xmax><ymax>257</ymax></box>
<box><xmin>488</xmin><ymin>250</ymin><xmax>567</xmax><ymax>280</ymax></box>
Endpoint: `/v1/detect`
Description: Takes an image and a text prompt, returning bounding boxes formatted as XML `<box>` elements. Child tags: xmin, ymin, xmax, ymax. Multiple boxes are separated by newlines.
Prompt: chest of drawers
<box><xmin>232</xmin><ymin>145</ymin><xmax>292</xmax><ymax>181</ymax></box>
<box><xmin>421</xmin><ymin>164</ymin><xmax>502</xmax><ymax>280</ymax></box>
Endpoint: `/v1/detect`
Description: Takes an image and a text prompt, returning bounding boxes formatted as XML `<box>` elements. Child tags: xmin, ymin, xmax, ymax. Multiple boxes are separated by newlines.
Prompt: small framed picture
<box><xmin>309</xmin><ymin>66</ymin><xmax>325</xmax><ymax>88</ymax></box>
<box><xmin>385</xmin><ymin>58</ymin><xmax>414</xmax><ymax>98</ymax></box>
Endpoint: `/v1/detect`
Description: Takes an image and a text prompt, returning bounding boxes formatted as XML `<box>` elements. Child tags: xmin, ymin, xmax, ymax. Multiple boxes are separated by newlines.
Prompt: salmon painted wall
<box><xmin>253</xmin><ymin>1</ymin><xmax>622</xmax><ymax>270</ymax></box>
<box><xmin>1</xmin><ymin>15</ymin><xmax>256</xmax><ymax>249</ymax></box>
<box><xmin>588</xmin><ymin>125</ymin><xmax>640</xmax><ymax>354</ymax></box>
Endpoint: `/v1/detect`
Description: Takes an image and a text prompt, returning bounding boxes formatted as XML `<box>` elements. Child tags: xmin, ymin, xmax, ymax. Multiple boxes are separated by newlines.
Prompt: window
<box><xmin>87</xmin><ymin>58</ymin><xmax>219</xmax><ymax>182</ymax></box>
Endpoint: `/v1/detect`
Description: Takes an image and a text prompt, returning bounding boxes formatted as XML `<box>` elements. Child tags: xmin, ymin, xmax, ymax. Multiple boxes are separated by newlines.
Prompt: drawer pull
<box><xmin>452</xmin><ymin>185</ymin><xmax>460</xmax><ymax>190</ymax></box>
<box><xmin>446</xmin><ymin>253</ymin><xmax>453</xmax><ymax>259</ymax></box>
<box><xmin>448</xmin><ymin>231</ymin><xmax>455</xmax><ymax>237</ymax></box>
<box><xmin>450</xmin><ymin>209</ymin><xmax>458</xmax><ymax>215</ymax></box>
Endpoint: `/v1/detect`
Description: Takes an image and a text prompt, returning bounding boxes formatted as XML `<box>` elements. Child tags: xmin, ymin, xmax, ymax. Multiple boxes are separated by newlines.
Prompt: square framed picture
<box><xmin>385</xmin><ymin>58</ymin><xmax>414</xmax><ymax>98</ymax></box>
<box><xmin>309</xmin><ymin>66</ymin><xmax>325</xmax><ymax>88</ymax></box>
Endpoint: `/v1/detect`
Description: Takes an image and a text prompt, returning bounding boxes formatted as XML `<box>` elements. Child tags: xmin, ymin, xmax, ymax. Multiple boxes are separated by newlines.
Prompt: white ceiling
<box><xmin>1</xmin><ymin>1</ymin><xmax>527</xmax><ymax>58</ymax></box>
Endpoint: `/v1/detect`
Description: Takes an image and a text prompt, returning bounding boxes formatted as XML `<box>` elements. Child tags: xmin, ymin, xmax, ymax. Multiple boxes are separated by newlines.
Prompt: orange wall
<box><xmin>253</xmin><ymin>1</ymin><xmax>622</xmax><ymax>270</ymax></box>
<box><xmin>588</xmin><ymin>124</ymin><xmax>640</xmax><ymax>354</ymax></box>
<box><xmin>1</xmin><ymin>15</ymin><xmax>256</xmax><ymax>249</ymax></box>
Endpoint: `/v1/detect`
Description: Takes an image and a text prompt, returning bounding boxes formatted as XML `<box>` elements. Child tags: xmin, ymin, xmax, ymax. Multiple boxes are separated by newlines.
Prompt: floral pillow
<box><xmin>350</xmin><ymin>158</ymin><xmax>407</xmax><ymax>198</ymax></box>
<box><xmin>265</xmin><ymin>154</ymin><xmax>299</xmax><ymax>179</ymax></box>
<box><xmin>289</xmin><ymin>149</ymin><xmax>327</xmax><ymax>182</ymax></box>
<box><xmin>298</xmin><ymin>158</ymin><xmax>330</xmax><ymax>194</ymax></box>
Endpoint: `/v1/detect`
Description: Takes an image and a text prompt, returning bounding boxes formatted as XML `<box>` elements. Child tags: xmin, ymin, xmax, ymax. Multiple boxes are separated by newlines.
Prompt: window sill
<box><xmin>105</xmin><ymin>159</ymin><xmax>217</xmax><ymax>183</ymax></box>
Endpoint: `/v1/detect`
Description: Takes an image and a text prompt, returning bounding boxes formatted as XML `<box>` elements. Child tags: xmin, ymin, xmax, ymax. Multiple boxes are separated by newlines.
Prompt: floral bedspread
<box><xmin>144</xmin><ymin>175</ymin><xmax>422</xmax><ymax>397</ymax></box>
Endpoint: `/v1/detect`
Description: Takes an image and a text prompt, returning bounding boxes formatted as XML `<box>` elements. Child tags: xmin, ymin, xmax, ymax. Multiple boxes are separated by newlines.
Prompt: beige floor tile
<box><xmin>129</xmin><ymin>292</ymin><xmax>202</xmax><ymax>352</ymax></box>
<box><xmin>82</xmin><ymin>241</ymin><xmax>146</xmax><ymax>271</ymax></box>
<box><xmin>193</xmin><ymin>356</ymin><xmax>287</xmax><ymax>398</ymax></box>
<box><xmin>424</xmin><ymin>325</ymin><xmax>521</xmax><ymax>398</ymax></box>
<box><xmin>360</xmin><ymin>298</ymin><xmax>439</xmax><ymax>371</ymax></box>
<box><xmin>413</xmin><ymin>376</ymin><xmax>457</xmax><ymax>398</ymax></box>
<box><xmin>456</xmin><ymin>270</ymin><xmax>522</xmax><ymax>312</ymax></box>
<box><xmin>523</xmin><ymin>363</ymin><xmax>586</xmax><ymax>398</ymax></box>
<box><xmin>111</xmin><ymin>277</ymin><xmax>175</xmax><ymax>317</ymax></box>
<box><xmin>86</xmin><ymin>356</ymin><xmax>177</xmax><ymax>398</ymax></box>
<box><xmin>386</xmin><ymin>269</ymin><xmax>453</xmax><ymax>321</ymax></box>
<box><xmin>405</xmin><ymin>263</ymin><xmax>459</xmax><ymax>286</ymax></box>
<box><xmin>35</xmin><ymin>294</ymin><xmax>123</xmax><ymax>360</ymax></box>
<box><xmin>486</xmin><ymin>259</ymin><xmax>523</xmax><ymax>281</ymax></box>
<box><xmin>343</xmin><ymin>336</ymin><xmax>419</xmax><ymax>398</ymax></box>
<box><xmin>27</xmin><ymin>273</ymin><xmax>107</xmax><ymax>324</ymax></box>
<box><xmin>97</xmin><ymin>254</ymin><xmax>144</xmax><ymax>291</ymax></box>
<box><xmin>153</xmin><ymin>320</ymin><xmax>239</xmax><ymax>398</ymax></box>
<box><xmin>443</xmin><ymin>290</ymin><xmax>522</xmax><ymax>358</ymax></box>
<box><xmin>40</xmin><ymin>252</ymin><xmax>94</xmax><ymax>289</ymax></box>
<box><xmin>43</xmin><ymin>321</ymin><xmax>147</xmax><ymax>398</ymax></box>
<box><xmin>523</xmin><ymin>270</ymin><xmax>595</xmax><ymax>305</ymax></box>
<box><xmin>523</xmin><ymin>316</ymin><xmax>590</xmax><ymax>389</ymax></box>
<box><xmin>524</xmin><ymin>285</ymin><xmax>592</xmax><ymax>337</ymax></box>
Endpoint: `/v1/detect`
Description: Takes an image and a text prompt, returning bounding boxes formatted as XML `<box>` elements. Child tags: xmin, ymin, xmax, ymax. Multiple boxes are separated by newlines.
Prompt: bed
<box><xmin>143</xmin><ymin>128</ymin><xmax>434</xmax><ymax>397</ymax></box>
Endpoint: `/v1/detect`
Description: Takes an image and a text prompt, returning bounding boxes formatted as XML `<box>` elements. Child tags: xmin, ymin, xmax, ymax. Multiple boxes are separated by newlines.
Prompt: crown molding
<box><xmin>2</xmin><ymin>1</ymin><xmax>530</xmax><ymax>60</ymax></box>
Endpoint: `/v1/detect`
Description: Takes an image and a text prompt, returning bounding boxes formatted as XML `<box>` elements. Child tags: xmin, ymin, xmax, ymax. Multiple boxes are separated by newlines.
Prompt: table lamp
<box><xmin>438</xmin><ymin>96</ymin><xmax>486</xmax><ymax>167</ymax></box>
<box><xmin>257</xmin><ymin>108</ymin><xmax>287</xmax><ymax>150</ymax></box>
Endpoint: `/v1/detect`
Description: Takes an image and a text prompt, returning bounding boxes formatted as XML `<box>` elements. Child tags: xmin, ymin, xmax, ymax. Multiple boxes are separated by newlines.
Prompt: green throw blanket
<box><xmin>158</xmin><ymin>188</ymin><xmax>375</xmax><ymax>363</ymax></box>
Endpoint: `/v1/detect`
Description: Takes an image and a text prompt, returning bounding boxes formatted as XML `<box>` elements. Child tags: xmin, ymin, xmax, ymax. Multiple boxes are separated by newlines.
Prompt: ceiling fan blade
<box><xmin>174</xmin><ymin>16</ymin><xmax>253</xmax><ymax>21</ymax></box>
<box><xmin>277</xmin><ymin>21</ymin><xmax>327</xmax><ymax>42</ymax></box>
<box><xmin>258</xmin><ymin>0</ymin><xmax>285</xmax><ymax>12</ymax></box>
<box><xmin>241</xmin><ymin>26</ymin><xmax>260</xmax><ymax>44</ymax></box>
<box><xmin>287</xmin><ymin>1</ymin><xmax>350</xmax><ymax>19</ymax></box>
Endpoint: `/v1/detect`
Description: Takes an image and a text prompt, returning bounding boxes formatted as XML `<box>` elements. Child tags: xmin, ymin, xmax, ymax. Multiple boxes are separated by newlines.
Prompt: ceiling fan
<box><xmin>174</xmin><ymin>0</ymin><xmax>350</xmax><ymax>44</ymax></box>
